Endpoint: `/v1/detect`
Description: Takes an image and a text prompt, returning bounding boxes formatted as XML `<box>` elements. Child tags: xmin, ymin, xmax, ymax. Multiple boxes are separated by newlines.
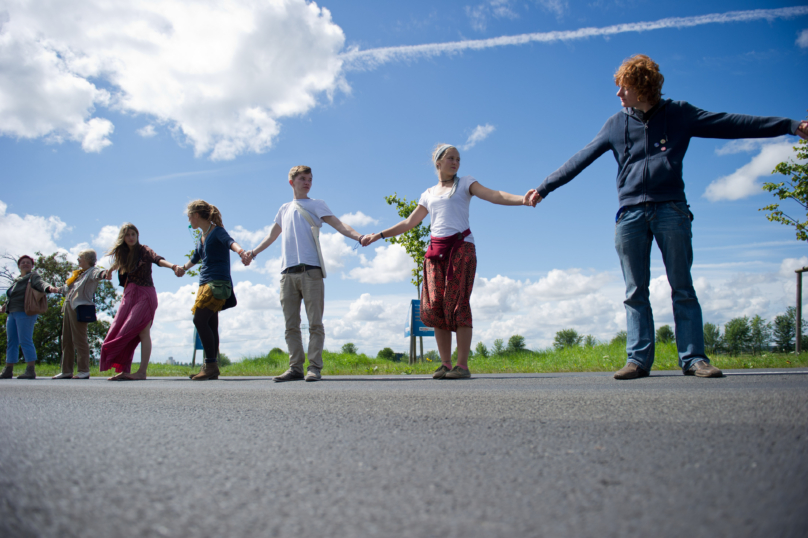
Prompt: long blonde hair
<box><xmin>187</xmin><ymin>200</ymin><xmax>223</xmax><ymax>227</ymax></box>
<box><xmin>107</xmin><ymin>223</ymin><xmax>141</xmax><ymax>275</ymax></box>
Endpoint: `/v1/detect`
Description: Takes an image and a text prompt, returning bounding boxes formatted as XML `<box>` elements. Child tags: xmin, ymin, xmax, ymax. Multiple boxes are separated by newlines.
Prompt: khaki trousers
<box><xmin>280</xmin><ymin>268</ymin><xmax>325</xmax><ymax>374</ymax></box>
<box><xmin>61</xmin><ymin>305</ymin><xmax>90</xmax><ymax>374</ymax></box>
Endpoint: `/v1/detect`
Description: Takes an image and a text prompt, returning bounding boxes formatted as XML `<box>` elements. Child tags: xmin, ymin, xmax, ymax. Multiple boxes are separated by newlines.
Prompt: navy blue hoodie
<box><xmin>537</xmin><ymin>99</ymin><xmax>800</xmax><ymax>207</ymax></box>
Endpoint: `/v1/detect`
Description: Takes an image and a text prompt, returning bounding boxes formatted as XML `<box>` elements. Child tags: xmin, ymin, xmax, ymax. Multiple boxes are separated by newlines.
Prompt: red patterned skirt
<box><xmin>100</xmin><ymin>283</ymin><xmax>158</xmax><ymax>373</ymax></box>
<box><xmin>421</xmin><ymin>242</ymin><xmax>476</xmax><ymax>332</ymax></box>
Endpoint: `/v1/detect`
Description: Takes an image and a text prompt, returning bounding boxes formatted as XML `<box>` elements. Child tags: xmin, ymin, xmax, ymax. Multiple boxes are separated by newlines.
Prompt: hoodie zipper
<box><xmin>642</xmin><ymin>122</ymin><xmax>649</xmax><ymax>203</ymax></box>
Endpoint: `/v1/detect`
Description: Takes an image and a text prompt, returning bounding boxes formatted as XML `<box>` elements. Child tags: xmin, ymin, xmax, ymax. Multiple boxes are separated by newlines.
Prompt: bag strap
<box><xmin>292</xmin><ymin>201</ymin><xmax>318</xmax><ymax>228</ymax></box>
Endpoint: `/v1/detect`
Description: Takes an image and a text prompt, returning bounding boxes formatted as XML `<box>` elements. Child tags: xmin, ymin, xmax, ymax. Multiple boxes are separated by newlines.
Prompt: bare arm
<box><xmin>470</xmin><ymin>181</ymin><xmax>538</xmax><ymax>207</ymax></box>
<box><xmin>361</xmin><ymin>205</ymin><xmax>428</xmax><ymax>246</ymax></box>
<box><xmin>157</xmin><ymin>258</ymin><xmax>185</xmax><ymax>277</ymax></box>
<box><xmin>250</xmin><ymin>223</ymin><xmax>283</xmax><ymax>257</ymax></box>
<box><xmin>321</xmin><ymin>215</ymin><xmax>362</xmax><ymax>242</ymax></box>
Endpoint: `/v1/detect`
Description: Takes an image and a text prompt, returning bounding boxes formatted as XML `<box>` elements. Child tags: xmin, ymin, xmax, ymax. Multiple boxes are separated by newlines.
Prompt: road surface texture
<box><xmin>1</xmin><ymin>370</ymin><xmax>807</xmax><ymax>538</ymax></box>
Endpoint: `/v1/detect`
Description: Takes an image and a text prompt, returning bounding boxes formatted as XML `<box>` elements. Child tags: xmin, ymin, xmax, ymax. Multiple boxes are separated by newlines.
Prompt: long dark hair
<box><xmin>106</xmin><ymin>223</ymin><xmax>141</xmax><ymax>275</ymax></box>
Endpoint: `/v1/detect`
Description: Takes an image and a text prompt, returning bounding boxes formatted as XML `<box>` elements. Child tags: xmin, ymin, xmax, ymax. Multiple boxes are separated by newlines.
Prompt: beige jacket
<box><xmin>58</xmin><ymin>267</ymin><xmax>107</xmax><ymax>310</ymax></box>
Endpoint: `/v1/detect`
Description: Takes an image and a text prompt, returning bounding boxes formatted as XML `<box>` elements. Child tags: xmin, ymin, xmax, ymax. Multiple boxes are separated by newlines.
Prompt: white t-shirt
<box><xmin>274</xmin><ymin>198</ymin><xmax>334</xmax><ymax>270</ymax></box>
<box><xmin>417</xmin><ymin>175</ymin><xmax>477</xmax><ymax>243</ymax></box>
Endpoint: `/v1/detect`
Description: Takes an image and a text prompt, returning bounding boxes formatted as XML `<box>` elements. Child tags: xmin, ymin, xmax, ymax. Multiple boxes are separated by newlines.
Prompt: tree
<box><xmin>474</xmin><ymin>341</ymin><xmax>489</xmax><ymax>358</ymax></box>
<box><xmin>749</xmin><ymin>315</ymin><xmax>772</xmax><ymax>355</ymax></box>
<box><xmin>425</xmin><ymin>350</ymin><xmax>439</xmax><ymax>362</ymax></box>
<box><xmin>383</xmin><ymin>193</ymin><xmax>430</xmax><ymax>294</ymax></box>
<box><xmin>217</xmin><ymin>352</ymin><xmax>231</xmax><ymax>366</ymax></box>
<box><xmin>655</xmin><ymin>324</ymin><xmax>674</xmax><ymax>344</ymax></box>
<box><xmin>377</xmin><ymin>347</ymin><xmax>395</xmax><ymax>360</ymax></box>
<box><xmin>341</xmin><ymin>342</ymin><xmax>357</xmax><ymax>355</ymax></box>
<box><xmin>772</xmin><ymin>307</ymin><xmax>805</xmax><ymax>352</ymax></box>
<box><xmin>703</xmin><ymin>322</ymin><xmax>722</xmax><ymax>355</ymax></box>
<box><xmin>0</xmin><ymin>251</ymin><xmax>119</xmax><ymax>364</ymax></box>
<box><xmin>723</xmin><ymin>317</ymin><xmax>751</xmax><ymax>356</ymax></box>
<box><xmin>610</xmin><ymin>331</ymin><xmax>627</xmax><ymax>345</ymax></box>
<box><xmin>760</xmin><ymin>126</ymin><xmax>808</xmax><ymax>241</ymax></box>
<box><xmin>583</xmin><ymin>335</ymin><xmax>598</xmax><ymax>347</ymax></box>
<box><xmin>554</xmin><ymin>329</ymin><xmax>582</xmax><ymax>350</ymax></box>
<box><xmin>492</xmin><ymin>339</ymin><xmax>505</xmax><ymax>355</ymax></box>
<box><xmin>507</xmin><ymin>334</ymin><xmax>526</xmax><ymax>352</ymax></box>
<box><xmin>451</xmin><ymin>348</ymin><xmax>473</xmax><ymax>360</ymax></box>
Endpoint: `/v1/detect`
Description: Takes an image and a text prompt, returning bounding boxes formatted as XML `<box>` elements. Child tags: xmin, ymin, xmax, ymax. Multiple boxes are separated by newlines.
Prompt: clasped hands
<box><xmin>240</xmin><ymin>250</ymin><xmax>255</xmax><ymax>267</ymax></box>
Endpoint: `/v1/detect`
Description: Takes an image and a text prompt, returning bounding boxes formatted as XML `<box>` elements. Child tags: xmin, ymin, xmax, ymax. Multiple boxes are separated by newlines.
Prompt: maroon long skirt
<box><xmin>99</xmin><ymin>283</ymin><xmax>158</xmax><ymax>373</ymax></box>
<box><xmin>421</xmin><ymin>242</ymin><xmax>476</xmax><ymax>332</ymax></box>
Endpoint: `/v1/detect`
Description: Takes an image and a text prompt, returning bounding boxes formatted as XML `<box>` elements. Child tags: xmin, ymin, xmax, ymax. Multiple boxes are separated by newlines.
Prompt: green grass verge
<box><xmin>16</xmin><ymin>342</ymin><xmax>808</xmax><ymax>377</ymax></box>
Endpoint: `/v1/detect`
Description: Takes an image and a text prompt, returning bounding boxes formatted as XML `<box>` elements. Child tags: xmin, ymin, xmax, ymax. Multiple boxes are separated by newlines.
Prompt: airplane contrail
<box><xmin>341</xmin><ymin>7</ymin><xmax>808</xmax><ymax>71</ymax></box>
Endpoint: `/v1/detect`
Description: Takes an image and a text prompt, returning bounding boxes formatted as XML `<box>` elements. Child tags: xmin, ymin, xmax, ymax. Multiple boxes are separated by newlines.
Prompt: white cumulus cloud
<box><xmin>704</xmin><ymin>137</ymin><xmax>804</xmax><ymax>202</ymax></box>
<box><xmin>136</xmin><ymin>124</ymin><xmax>157</xmax><ymax>138</ymax></box>
<box><xmin>346</xmin><ymin>243</ymin><xmax>414</xmax><ymax>284</ymax></box>
<box><xmin>92</xmin><ymin>225</ymin><xmax>120</xmax><ymax>251</ymax></box>
<box><xmin>230</xmin><ymin>225</ymin><xmax>275</xmax><ymax>247</ymax></box>
<box><xmin>338</xmin><ymin>211</ymin><xmax>379</xmax><ymax>228</ymax></box>
<box><xmin>0</xmin><ymin>199</ymin><xmax>69</xmax><ymax>259</ymax></box>
<box><xmin>0</xmin><ymin>0</ymin><xmax>347</xmax><ymax>159</ymax></box>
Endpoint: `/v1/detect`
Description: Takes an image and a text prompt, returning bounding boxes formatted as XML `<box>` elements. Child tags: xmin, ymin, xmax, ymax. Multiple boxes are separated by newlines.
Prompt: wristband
<box><xmin>238</xmin><ymin>249</ymin><xmax>245</xmax><ymax>256</ymax></box>
<box><xmin>380</xmin><ymin>232</ymin><xmax>385</xmax><ymax>239</ymax></box>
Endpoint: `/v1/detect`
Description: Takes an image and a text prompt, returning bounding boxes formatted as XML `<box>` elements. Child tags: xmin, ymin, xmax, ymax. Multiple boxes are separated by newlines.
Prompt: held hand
<box><xmin>0</xmin><ymin>304</ymin><xmax>5</xmax><ymax>314</ymax></box>
<box><xmin>532</xmin><ymin>191</ymin><xmax>542</xmax><ymax>206</ymax></box>
<box><xmin>173</xmin><ymin>265</ymin><xmax>185</xmax><ymax>277</ymax></box>
<box><xmin>797</xmin><ymin>121</ymin><xmax>808</xmax><ymax>141</ymax></box>
<box><xmin>240</xmin><ymin>250</ymin><xmax>253</xmax><ymax>266</ymax></box>
<box><xmin>523</xmin><ymin>189</ymin><xmax>541</xmax><ymax>207</ymax></box>
<box><xmin>105</xmin><ymin>269</ymin><xmax>113</xmax><ymax>281</ymax></box>
<box><xmin>361</xmin><ymin>233</ymin><xmax>379</xmax><ymax>247</ymax></box>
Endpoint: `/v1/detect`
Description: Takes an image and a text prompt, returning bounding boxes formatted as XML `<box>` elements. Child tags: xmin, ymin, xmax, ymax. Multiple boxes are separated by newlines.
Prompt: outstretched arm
<box><xmin>797</xmin><ymin>121</ymin><xmax>808</xmax><ymax>140</ymax></box>
<box><xmin>361</xmin><ymin>205</ymin><xmax>428</xmax><ymax>246</ymax></box>
<box><xmin>322</xmin><ymin>216</ymin><xmax>362</xmax><ymax>242</ymax></box>
<box><xmin>157</xmin><ymin>258</ymin><xmax>185</xmax><ymax>277</ymax></box>
<box><xmin>245</xmin><ymin>223</ymin><xmax>283</xmax><ymax>264</ymax></box>
<box><xmin>470</xmin><ymin>181</ymin><xmax>539</xmax><ymax>207</ymax></box>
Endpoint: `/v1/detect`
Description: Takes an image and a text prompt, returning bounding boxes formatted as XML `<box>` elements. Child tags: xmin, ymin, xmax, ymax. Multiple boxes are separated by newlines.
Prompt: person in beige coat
<box><xmin>52</xmin><ymin>249</ymin><xmax>109</xmax><ymax>379</ymax></box>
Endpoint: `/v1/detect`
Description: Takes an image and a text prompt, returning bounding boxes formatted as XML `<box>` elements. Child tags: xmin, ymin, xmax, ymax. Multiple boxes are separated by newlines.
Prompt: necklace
<box><xmin>202</xmin><ymin>222</ymin><xmax>214</xmax><ymax>237</ymax></box>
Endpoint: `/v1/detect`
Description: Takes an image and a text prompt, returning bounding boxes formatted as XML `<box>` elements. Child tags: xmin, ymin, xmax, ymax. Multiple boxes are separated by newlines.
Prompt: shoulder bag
<box><xmin>24</xmin><ymin>273</ymin><xmax>48</xmax><ymax>315</ymax></box>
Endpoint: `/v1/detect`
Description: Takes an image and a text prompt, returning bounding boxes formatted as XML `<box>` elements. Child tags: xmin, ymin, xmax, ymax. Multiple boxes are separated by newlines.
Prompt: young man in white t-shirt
<box><xmin>245</xmin><ymin>166</ymin><xmax>363</xmax><ymax>382</ymax></box>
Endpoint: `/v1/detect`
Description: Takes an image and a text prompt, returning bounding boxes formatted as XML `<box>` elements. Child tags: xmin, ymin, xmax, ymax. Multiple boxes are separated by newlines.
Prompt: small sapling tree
<box><xmin>554</xmin><ymin>329</ymin><xmax>582</xmax><ymax>350</ymax></box>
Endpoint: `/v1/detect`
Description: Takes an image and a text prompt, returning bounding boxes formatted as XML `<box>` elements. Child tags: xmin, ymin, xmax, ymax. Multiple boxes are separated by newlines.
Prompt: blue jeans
<box><xmin>615</xmin><ymin>202</ymin><xmax>709</xmax><ymax>372</ymax></box>
<box><xmin>6</xmin><ymin>311</ymin><xmax>39</xmax><ymax>363</ymax></box>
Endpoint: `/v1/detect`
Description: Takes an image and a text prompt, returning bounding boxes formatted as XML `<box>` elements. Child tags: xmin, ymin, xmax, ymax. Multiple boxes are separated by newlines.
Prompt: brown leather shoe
<box><xmin>274</xmin><ymin>369</ymin><xmax>304</xmax><ymax>382</ymax></box>
<box><xmin>685</xmin><ymin>361</ymin><xmax>722</xmax><ymax>378</ymax></box>
<box><xmin>191</xmin><ymin>361</ymin><xmax>219</xmax><ymax>381</ymax></box>
<box><xmin>614</xmin><ymin>362</ymin><xmax>649</xmax><ymax>380</ymax></box>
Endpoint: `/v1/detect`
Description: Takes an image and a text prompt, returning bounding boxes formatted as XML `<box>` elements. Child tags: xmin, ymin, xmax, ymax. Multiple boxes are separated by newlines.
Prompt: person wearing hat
<box><xmin>0</xmin><ymin>255</ymin><xmax>58</xmax><ymax>379</ymax></box>
<box><xmin>532</xmin><ymin>54</ymin><xmax>808</xmax><ymax>380</ymax></box>
<box><xmin>362</xmin><ymin>144</ymin><xmax>538</xmax><ymax>380</ymax></box>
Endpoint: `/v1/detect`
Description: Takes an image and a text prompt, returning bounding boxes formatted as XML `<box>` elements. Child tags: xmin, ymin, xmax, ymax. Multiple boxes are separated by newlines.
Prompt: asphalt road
<box><xmin>1</xmin><ymin>370</ymin><xmax>807</xmax><ymax>538</ymax></box>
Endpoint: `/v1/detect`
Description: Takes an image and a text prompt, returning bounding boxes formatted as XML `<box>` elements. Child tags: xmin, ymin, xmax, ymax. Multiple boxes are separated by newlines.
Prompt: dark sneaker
<box><xmin>685</xmin><ymin>361</ymin><xmax>722</xmax><ymax>378</ymax></box>
<box><xmin>614</xmin><ymin>362</ymin><xmax>649</xmax><ymax>380</ymax></box>
<box><xmin>305</xmin><ymin>370</ymin><xmax>321</xmax><ymax>382</ymax></box>
<box><xmin>274</xmin><ymin>369</ymin><xmax>305</xmax><ymax>382</ymax></box>
<box><xmin>444</xmin><ymin>365</ymin><xmax>471</xmax><ymax>379</ymax></box>
<box><xmin>432</xmin><ymin>364</ymin><xmax>451</xmax><ymax>379</ymax></box>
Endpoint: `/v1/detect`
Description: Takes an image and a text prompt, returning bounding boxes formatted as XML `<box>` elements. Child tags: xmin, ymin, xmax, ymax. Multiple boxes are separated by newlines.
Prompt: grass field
<box><xmin>15</xmin><ymin>342</ymin><xmax>808</xmax><ymax>378</ymax></box>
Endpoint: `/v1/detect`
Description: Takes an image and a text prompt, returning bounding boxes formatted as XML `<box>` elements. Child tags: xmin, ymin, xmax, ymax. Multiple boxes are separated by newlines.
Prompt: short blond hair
<box><xmin>288</xmin><ymin>166</ymin><xmax>312</xmax><ymax>181</ymax></box>
<box><xmin>79</xmin><ymin>249</ymin><xmax>97</xmax><ymax>266</ymax></box>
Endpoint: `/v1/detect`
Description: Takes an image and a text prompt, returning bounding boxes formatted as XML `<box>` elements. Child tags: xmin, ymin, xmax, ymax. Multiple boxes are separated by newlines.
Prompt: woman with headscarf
<box><xmin>362</xmin><ymin>144</ymin><xmax>538</xmax><ymax>379</ymax></box>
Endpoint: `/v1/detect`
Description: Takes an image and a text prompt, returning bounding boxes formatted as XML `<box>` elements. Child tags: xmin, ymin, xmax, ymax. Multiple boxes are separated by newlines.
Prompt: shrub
<box><xmin>610</xmin><ymin>331</ymin><xmax>627</xmax><ymax>345</ymax></box>
<box><xmin>425</xmin><ymin>350</ymin><xmax>439</xmax><ymax>362</ymax></box>
<box><xmin>554</xmin><ymin>329</ymin><xmax>582</xmax><ymax>350</ymax></box>
<box><xmin>269</xmin><ymin>347</ymin><xmax>286</xmax><ymax>356</ymax></box>
<box><xmin>475</xmin><ymin>342</ymin><xmax>489</xmax><ymax>358</ymax></box>
<box><xmin>492</xmin><ymin>339</ymin><xmax>505</xmax><ymax>355</ymax></box>
<box><xmin>655</xmin><ymin>325</ymin><xmax>674</xmax><ymax>344</ymax></box>
<box><xmin>342</xmin><ymin>343</ymin><xmax>357</xmax><ymax>355</ymax></box>
<box><xmin>218</xmin><ymin>353</ymin><xmax>232</xmax><ymax>367</ymax></box>
<box><xmin>507</xmin><ymin>335</ymin><xmax>526</xmax><ymax>352</ymax></box>
<box><xmin>377</xmin><ymin>347</ymin><xmax>395</xmax><ymax>360</ymax></box>
<box><xmin>703</xmin><ymin>323</ymin><xmax>721</xmax><ymax>354</ymax></box>
<box><xmin>583</xmin><ymin>335</ymin><xmax>598</xmax><ymax>347</ymax></box>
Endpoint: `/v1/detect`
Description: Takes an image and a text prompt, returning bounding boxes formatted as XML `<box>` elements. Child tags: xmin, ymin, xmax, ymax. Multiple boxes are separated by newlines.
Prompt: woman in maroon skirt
<box><xmin>100</xmin><ymin>223</ymin><xmax>184</xmax><ymax>380</ymax></box>
<box><xmin>362</xmin><ymin>144</ymin><xmax>538</xmax><ymax>379</ymax></box>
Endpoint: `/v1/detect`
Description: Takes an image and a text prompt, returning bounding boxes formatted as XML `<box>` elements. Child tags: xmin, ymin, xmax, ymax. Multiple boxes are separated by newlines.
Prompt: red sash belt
<box><xmin>424</xmin><ymin>229</ymin><xmax>471</xmax><ymax>281</ymax></box>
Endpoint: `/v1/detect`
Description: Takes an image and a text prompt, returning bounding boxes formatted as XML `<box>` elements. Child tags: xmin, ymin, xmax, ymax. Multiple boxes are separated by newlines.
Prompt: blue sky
<box><xmin>1</xmin><ymin>0</ymin><xmax>807</xmax><ymax>361</ymax></box>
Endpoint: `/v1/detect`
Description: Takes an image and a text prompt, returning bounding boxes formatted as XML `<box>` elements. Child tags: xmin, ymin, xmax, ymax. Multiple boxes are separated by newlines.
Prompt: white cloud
<box><xmin>320</xmin><ymin>232</ymin><xmax>357</xmax><ymax>269</ymax></box>
<box><xmin>338</xmin><ymin>211</ymin><xmax>379</xmax><ymax>228</ymax></box>
<box><xmin>1</xmin><ymin>0</ymin><xmax>347</xmax><ymax>159</ymax></box>
<box><xmin>346</xmin><ymin>243</ymin><xmax>414</xmax><ymax>284</ymax></box>
<box><xmin>465</xmin><ymin>0</ymin><xmax>518</xmax><ymax>32</ymax></box>
<box><xmin>136</xmin><ymin>124</ymin><xmax>157</xmax><ymax>138</ymax></box>
<box><xmin>461</xmin><ymin>123</ymin><xmax>495</xmax><ymax>150</ymax></box>
<box><xmin>797</xmin><ymin>29</ymin><xmax>808</xmax><ymax>48</ymax></box>
<box><xmin>714</xmin><ymin>138</ymin><xmax>768</xmax><ymax>156</ymax></box>
<box><xmin>230</xmin><ymin>225</ymin><xmax>274</xmax><ymax>247</ymax></box>
<box><xmin>92</xmin><ymin>225</ymin><xmax>120</xmax><ymax>251</ymax></box>
<box><xmin>536</xmin><ymin>0</ymin><xmax>568</xmax><ymax>18</ymax></box>
<box><xmin>0</xmin><ymin>199</ymin><xmax>69</xmax><ymax>259</ymax></box>
<box><xmin>343</xmin><ymin>7</ymin><xmax>808</xmax><ymax>70</ymax></box>
<box><xmin>704</xmin><ymin>137</ymin><xmax>804</xmax><ymax>202</ymax></box>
